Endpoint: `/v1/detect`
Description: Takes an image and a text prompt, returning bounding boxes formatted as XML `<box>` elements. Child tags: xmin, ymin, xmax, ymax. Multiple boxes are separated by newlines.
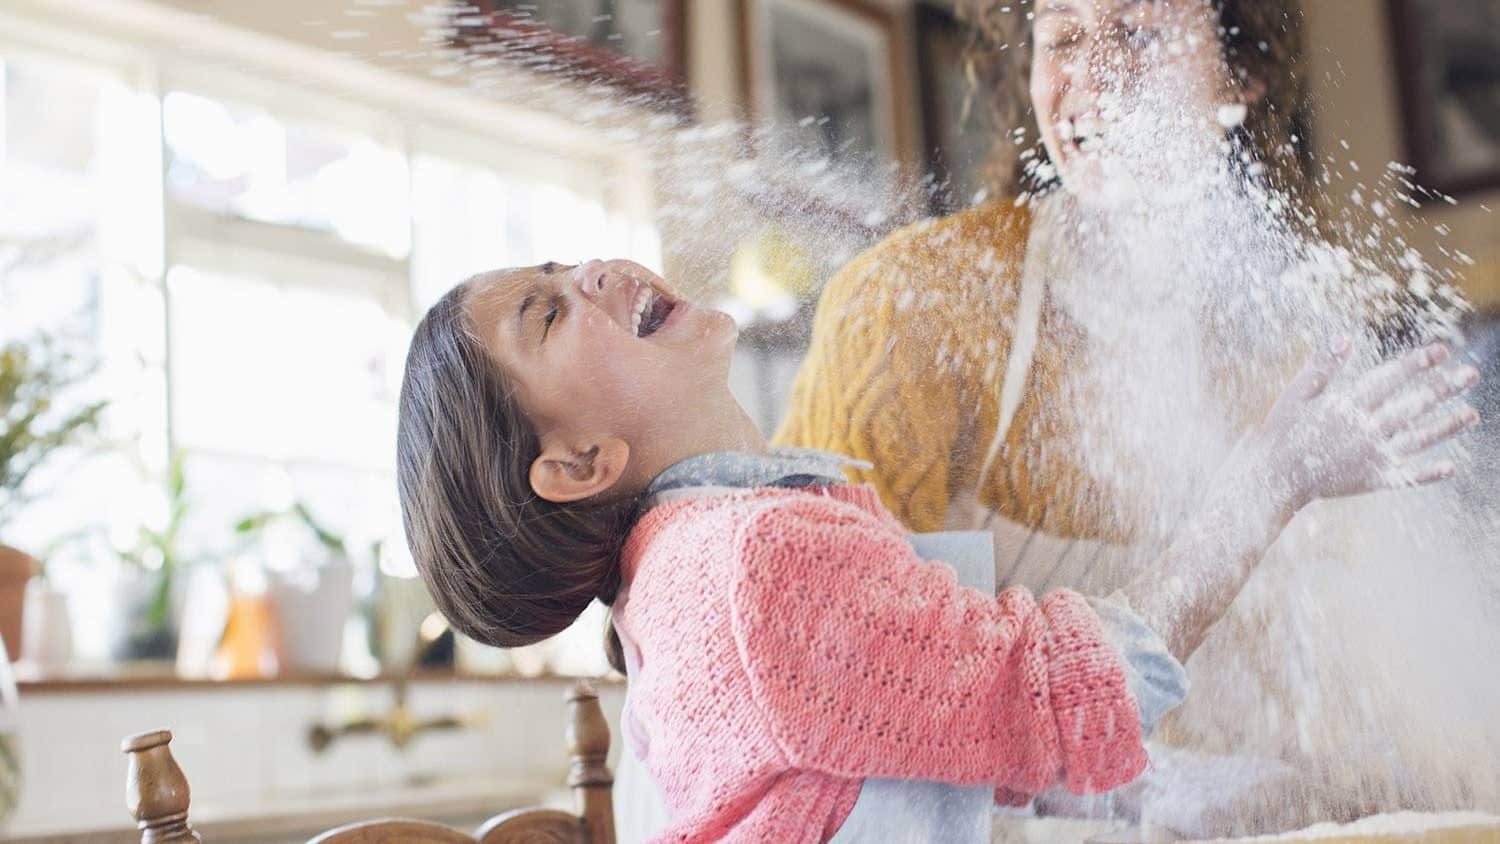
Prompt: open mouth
<box><xmin>1057</xmin><ymin>119</ymin><xmax>1105</xmax><ymax>156</ymax></box>
<box><xmin>630</xmin><ymin>286</ymin><xmax>679</xmax><ymax>338</ymax></box>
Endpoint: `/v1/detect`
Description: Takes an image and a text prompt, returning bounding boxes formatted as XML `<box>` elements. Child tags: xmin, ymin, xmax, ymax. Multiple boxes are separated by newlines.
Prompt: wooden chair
<box><xmin>121</xmin><ymin>681</ymin><xmax>616</xmax><ymax>844</ymax></box>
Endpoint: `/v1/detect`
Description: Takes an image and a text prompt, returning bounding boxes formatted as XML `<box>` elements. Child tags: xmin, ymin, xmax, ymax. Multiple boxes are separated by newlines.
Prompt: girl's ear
<box><xmin>529</xmin><ymin>438</ymin><xmax>631</xmax><ymax>503</ymax></box>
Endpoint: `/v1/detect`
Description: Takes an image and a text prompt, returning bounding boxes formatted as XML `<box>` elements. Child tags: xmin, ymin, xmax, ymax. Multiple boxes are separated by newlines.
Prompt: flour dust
<box><xmin>343</xmin><ymin>0</ymin><xmax>1497</xmax><ymax>837</ymax></box>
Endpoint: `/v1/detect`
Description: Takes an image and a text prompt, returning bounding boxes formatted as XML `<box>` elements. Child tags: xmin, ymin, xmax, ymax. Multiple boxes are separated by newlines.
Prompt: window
<box><xmin>163</xmin><ymin>90</ymin><xmax>410</xmax><ymax>258</ymax></box>
<box><xmin>410</xmin><ymin>143</ymin><xmax>661</xmax><ymax>311</ymax></box>
<box><xmin>0</xmin><ymin>48</ymin><xmax>165</xmax><ymax>599</ymax></box>
<box><xmin>0</xmin><ymin>23</ymin><xmax>659</xmax><ymax>673</ymax></box>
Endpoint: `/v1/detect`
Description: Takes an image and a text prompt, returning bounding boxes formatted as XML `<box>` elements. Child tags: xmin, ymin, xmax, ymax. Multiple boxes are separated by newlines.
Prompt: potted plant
<box><xmin>15</xmin><ymin>531</ymin><xmax>89</xmax><ymax>673</ymax></box>
<box><xmin>110</xmin><ymin>451</ymin><xmax>199</xmax><ymax>662</ymax></box>
<box><xmin>234</xmin><ymin>502</ymin><xmax>356</xmax><ymax>674</ymax></box>
<box><xmin>0</xmin><ymin>341</ymin><xmax>106</xmax><ymax>658</ymax></box>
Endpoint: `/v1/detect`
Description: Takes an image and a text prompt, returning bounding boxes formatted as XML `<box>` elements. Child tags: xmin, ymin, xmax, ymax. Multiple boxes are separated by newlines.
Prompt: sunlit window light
<box><xmin>2</xmin><ymin>41</ymin><xmax>659</xmax><ymax>675</ymax></box>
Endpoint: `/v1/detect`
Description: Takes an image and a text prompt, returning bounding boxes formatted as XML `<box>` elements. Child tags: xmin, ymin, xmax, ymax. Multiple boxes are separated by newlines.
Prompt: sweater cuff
<box><xmin>1088</xmin><ymin>592</ymin><xmax>1189</xmax><ymax>737</ymax></box>
<box><xmin>1039</xmin><ymin>589</ymin><xmax>1150</xmax><ymax>795</ymax></box>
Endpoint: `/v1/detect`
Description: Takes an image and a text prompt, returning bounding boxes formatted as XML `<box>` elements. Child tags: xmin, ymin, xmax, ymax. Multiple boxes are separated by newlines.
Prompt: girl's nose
<box><xmin>575</xmin><ymin>260</ymin><xmax>608</xmax><ymax>295</ymax></box>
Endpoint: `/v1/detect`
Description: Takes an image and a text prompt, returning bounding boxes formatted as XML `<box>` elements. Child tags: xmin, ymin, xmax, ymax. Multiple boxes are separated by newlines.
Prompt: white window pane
<box><xmin>163</xmin><ymin>91</ymin><xmax>409</xmax><ymax>257</ymax></box>
<box><xmin>168</xmin><ymin>262</ymin><xmax>402</xmax><ymax>470</ymax></box>
<box><xmin>410</xmin><ymin>155</ymin><xmax>516</xmax><ymax>309</ymax></box>
<box><xmin>0</xmin><ymin>53</ymin><xmax>163</xmax><ymax>571</ymax></box>
<box><xmin>2</xmin><ymin>55</ymin><xmax>103</xmax><ymax>175</ymax></box>
<box><xmin>0</xmin><ymin>53</ymin><xmax>105</xmax><ymax>254</ymax></box>
<box><xmin>411</xmin><ymin>152</ymin><xmax>663</xmax><ymax>311</ymax></box>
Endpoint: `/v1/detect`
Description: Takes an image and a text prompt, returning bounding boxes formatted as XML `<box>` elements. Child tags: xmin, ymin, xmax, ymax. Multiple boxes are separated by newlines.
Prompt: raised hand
<box><xmin>1125</xmin><ymin>338</ymin><xmax>1480</xmax><ymax>663</ymax></box>
<box><xmin>1252</xmin><ymin>337</ymin><xmax>1480</xmax><ymax>512</ymax></box>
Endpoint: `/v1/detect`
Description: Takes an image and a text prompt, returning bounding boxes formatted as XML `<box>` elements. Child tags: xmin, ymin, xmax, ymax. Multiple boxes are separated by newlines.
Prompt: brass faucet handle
<box><xmin>307</xmin><ymin>724</ymin><xmax>337</xmax><ymax>753</ymax></box>
<box><xmin>307</xmin><ymin>698</ymin><xmax>481</xmax><ymax>753</ymax></box>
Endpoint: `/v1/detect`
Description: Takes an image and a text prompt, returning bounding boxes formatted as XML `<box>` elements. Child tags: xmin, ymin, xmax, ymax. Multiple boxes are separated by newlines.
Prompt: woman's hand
<box><xmin>1127</xmin><ymin>337</ymin><xmax>1479</xmax><ymax>663</ymax></box>
<box><xmin>1249</xmin><ymin>337</ymin><xmax>1480</xmax><ymax>516</ymax></box>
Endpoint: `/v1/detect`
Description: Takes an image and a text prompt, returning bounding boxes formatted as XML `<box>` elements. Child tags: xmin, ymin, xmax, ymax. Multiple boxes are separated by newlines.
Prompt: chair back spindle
<box><xmin>475</xmin><ymin>681</ymin><xmax>616</xmax><ymax>844</ymax></box>
<box><xmin>565</xmin><ymin>683</ymin><xmax>615</xmax><ymax>844</ymax></box>
<box><xmin>121</xmin><ymin>729</ymin><xmax>203</xmax><ymax>844</ymax></box>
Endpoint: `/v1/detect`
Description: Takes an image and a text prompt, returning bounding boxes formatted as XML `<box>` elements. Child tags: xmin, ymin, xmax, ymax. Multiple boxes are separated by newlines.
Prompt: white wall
<box><xmin>1303</xmin><ymin>0</ymin><xmax>1500</xmax><ymax>309</ymax></box>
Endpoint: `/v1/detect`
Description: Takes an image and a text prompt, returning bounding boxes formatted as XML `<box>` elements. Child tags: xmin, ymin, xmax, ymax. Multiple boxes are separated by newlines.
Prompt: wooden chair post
<box><xmin>566</xmin><ymin>682</ymin><xmax>615</xmax><ymax>844</ymax></box>
<box><xmin>121</xmin><ymin>729</ymin><xmax>202</xmax><ymax>844</ymax></box>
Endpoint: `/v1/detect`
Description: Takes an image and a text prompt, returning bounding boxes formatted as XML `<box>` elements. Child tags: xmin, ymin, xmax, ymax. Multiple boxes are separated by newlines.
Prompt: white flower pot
<box><xmin>106</xmin><ymin>567</ymin><xmax>179</xmax><ymax>662</ymax></box>
<box><xmin>269</xmin><ymin>558</ymin><xmax>354</xmax><ymax>674</ymax></box>
<box><xmin>19</xmin><ymin>579</ymin><xmax>70</xmax><ymax>673</ymax></box>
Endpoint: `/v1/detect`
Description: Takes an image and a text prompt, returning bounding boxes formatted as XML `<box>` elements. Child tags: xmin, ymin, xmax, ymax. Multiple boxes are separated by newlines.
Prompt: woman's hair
<box><xmin>956</xmin><ymin>0</ymin><xmax>1312</xmax><ymax>197</ymax></box>
<box><xmin>396</xmin><ymin>281</ymin><xmax>633</xmax><ymax>672</ymax></box>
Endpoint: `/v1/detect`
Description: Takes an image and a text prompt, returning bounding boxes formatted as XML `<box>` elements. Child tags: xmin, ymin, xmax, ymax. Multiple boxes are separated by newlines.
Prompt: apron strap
<box><xmin>977</xmin><ymin>259</ymin><xmax>1046</xmax><ymax>494</ymax></box>
<box><xmin>948</xmin><ymin>256</ymin><xmax>1047</xmax><ymax>535</ymax></box>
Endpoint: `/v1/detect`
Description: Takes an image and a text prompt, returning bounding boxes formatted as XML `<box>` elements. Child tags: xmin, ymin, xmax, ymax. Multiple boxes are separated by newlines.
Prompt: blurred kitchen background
<box><xmin>0</xmin><ymin>0</ymin><xmax>1496</xmax><ymax>839</ymax></box>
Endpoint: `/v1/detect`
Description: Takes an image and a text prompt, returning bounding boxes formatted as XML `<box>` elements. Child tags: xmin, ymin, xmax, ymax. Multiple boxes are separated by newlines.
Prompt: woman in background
<box><xmin>775</xmin><ymin>0</ymin><xmax>1474</xmax><ymax>835</ymax></box>
<box><xmin>778</xmin><ymin>0</ymin><xmax>1314</xmax><ymax>584</ymax></box>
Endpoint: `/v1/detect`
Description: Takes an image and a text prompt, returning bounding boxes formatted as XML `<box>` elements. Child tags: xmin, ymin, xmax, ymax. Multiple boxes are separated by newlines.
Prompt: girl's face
<box><xmin>1029</xmin><ymin>0</ymin><xmax>1241</xmax><ymax>194</ymax></box>
<box><xmin>467</xmin><ymin>259</ymin><xmax>739</xmax><ymax>453</ymax></box>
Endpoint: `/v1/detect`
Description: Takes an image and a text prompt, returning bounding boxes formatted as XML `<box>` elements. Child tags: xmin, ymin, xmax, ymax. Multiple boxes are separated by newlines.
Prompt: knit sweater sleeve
<box><xmin>730</xmin><ymin>495</ymin><xmax>1147</xmax><ymax>799</ymax></box>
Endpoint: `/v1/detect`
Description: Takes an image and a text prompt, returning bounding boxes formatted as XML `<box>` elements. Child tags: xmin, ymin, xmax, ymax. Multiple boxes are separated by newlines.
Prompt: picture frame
<box><xmin>915</xmin><ymin>2</ymin><xmax>996</xmax><ymax>212</ymax></box>
<box><xmin>737</xmin><ymin>0</ymin><xmax>916</xmax><ymax>174</ymax></box>
<box><xmin>453</xmin><ymin>0</ymin><xmax>691</xmax><ymax>112</ymax></box>
<box><xmin>1388</xmin><ymin>0</ymin><xmax>1500</xmax><ymax>197</ymax></box>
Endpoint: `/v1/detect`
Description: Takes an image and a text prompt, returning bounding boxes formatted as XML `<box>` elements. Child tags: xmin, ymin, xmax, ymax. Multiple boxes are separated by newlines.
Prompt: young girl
<box><xmin>396</xmin><ymin>259</ymin><xmax>1476</xmax><ymax>843</ymax></box>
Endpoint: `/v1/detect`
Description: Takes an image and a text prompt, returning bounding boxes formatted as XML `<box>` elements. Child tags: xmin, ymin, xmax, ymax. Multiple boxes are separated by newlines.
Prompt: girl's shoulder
<box><xmin>621</xmin><ymin>486</ymin><xmax>902</xmax><ymax>588</ymax></box>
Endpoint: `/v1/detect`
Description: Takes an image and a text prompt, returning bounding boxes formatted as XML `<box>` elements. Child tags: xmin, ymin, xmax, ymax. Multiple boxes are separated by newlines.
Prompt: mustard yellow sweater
<box><xmin>775</xmin><ymin>201</ymin><xmax>1149</xmax><ymax>545</ymax></box>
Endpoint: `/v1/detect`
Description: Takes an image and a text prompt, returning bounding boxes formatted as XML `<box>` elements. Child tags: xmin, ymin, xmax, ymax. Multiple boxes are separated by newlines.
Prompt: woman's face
<box><xmin>1029</xmin><ymin>0</ymin><xmax>1242</xmax><ymax>195</ymax></box>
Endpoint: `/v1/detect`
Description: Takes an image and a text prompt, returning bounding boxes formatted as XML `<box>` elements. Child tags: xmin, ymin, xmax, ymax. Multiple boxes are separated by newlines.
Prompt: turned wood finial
<box><xmin>122</xmin><ymin>729</ymin><xmax>202</xmax><ymax>844</ymax></box>
<box><xmin>565</xmin><ymin>682</ymin><xmax>615</xmax><ymax>844</ymax></box>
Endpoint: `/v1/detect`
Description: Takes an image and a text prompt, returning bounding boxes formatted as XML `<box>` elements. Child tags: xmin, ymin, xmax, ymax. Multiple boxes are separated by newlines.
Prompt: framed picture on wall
<box><xmin>915</xmin><ymin>2</ymin><xmax>996</xmax><ymax>212</ymax></box>
<box><xmin>1388</xmin><ymin>0</ymin><xmax>1500</xmax><ymax>196</ymax></box>
<box><xmin>739</xmin><ymin>0</ymin><xmax>915</xmax><ymax>176</ymax></box>
<box><xmin>453</xmin><ymin>0</ymin><xmax>690</xmax><ymax>111</ymax></box>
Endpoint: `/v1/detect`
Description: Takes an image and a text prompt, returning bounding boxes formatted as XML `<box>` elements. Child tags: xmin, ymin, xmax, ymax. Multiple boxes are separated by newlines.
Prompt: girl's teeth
<box><xmin>631</xmin><ymin>288</ymin><xmax>652</xmax><ymax>336</ymax></box>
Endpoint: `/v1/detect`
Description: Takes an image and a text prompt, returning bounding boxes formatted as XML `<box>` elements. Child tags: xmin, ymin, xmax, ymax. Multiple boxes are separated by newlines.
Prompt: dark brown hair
<box><xmin>956</xmin><ymin>0</ymin><xmax>1312</xmax><ymax>197</ymax></box>
<box><xmin>396</xmin><ymin>280</ymin><xmax>632</xmax><ymax>671</ymax></box>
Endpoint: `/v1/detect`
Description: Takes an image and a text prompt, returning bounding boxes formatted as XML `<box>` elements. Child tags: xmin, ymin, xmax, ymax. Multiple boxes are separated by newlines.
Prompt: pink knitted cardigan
<box><xmin>614</xmin><ymin>484</ymin><xmax>1146</xmax><ymax>843</ymax></box>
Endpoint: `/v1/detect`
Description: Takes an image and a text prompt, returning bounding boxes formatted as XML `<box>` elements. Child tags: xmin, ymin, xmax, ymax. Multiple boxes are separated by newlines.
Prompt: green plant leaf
<box><xmin>0</xmin><ymin>337</ymin><xmax>108</xmax><ymax>530</ymax></box>
<box><xmin>168</xmin><ymin>451</ymin><xmax>186</xmax><ymax>500</ymax></box>
<box><xmin>145</xmin><ymin>568</ymin><xmax>172</xmax><ymax>630</ymax></box>
<box><xmin>293</xmin><ymin>501</ymin><xmax>347</xmax><ymax>554</ymax></box>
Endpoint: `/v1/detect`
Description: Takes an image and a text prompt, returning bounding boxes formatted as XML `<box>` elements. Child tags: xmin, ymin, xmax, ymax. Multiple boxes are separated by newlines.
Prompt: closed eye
<box><xmin>542</xmin><ymin>300</ymin><xmax>561</xmax><ymax>340</ymax></box>
<box><xmin>1043</xmin><ymin>30</ymin><xmax>1082</xmax><ymax>53</ymax></box>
